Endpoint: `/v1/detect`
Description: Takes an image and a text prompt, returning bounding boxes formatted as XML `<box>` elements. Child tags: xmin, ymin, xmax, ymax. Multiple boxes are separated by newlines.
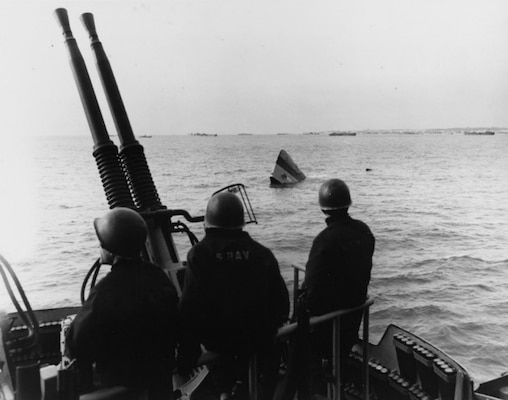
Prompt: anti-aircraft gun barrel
<box><xmin>53</xmin><ymin>8</ymin><xmax>134</xmax><ymax>210</ymax></box>
<box><xmin>78</xmin><ymin>12</ymin><xmax>184</xmax><ymax>288</ymax></box>
<box><xmin>80</xmin><ymin>12</ymin><xmax>161</xmax><ymax>212</ymax></box>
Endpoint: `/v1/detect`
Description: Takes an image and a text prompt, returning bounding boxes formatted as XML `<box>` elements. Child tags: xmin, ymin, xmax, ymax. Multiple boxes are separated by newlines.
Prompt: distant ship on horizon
<box><xmin>189</xmin><ymin>132</ymin><xmax>218</xmax><ymax>137</ymax></box>
<box><xmin>464</xmin><ymin>130</ymin><xmax>495</xmax><ymax>135</ymax></box>
<box><xmin>329</xmin><ymin>131</ymin><xmax>357</xmax><ymax>136</ymax></box>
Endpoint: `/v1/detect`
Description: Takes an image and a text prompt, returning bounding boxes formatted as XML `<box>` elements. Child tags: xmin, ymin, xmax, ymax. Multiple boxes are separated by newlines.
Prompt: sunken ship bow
<box><xmin>269</xmin><ymin>150</ymin><xmax>306</xmax><ymax>186</ymax></box>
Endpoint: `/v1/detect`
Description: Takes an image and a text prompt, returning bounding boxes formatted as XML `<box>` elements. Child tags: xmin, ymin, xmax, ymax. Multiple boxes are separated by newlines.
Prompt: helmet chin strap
<box><xmin>99</xmin><ymin>247</ymin><xmax>115</xmax><ymax>265</ymax></box>
<box><xmin>99</xmin><ymin>246</ymin><xmax>142</xmax><ymax>265</ymax></box>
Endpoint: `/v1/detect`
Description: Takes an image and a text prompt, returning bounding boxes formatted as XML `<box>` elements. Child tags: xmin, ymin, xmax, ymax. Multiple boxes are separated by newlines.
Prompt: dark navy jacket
<box><xmin>66</xmin><ymin>259</ymin><xmax>179</xmax><ymax>392</ymax></box>
<box><xmin>179</xmin><ymin>228</ymin><xmax>290</xmax><ymax>365</ymax></box>
<box><xmin>303</xmin><ymin>213</ymin><xmax>375</xmax><ymax>356</ymax></box>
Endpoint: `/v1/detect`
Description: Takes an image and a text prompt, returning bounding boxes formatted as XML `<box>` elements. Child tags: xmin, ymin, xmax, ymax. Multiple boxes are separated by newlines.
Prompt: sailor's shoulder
<box><xmin>313</xmin><ymin>224</ymin><xmax>337</xmax><ymax>241</ymax></box>
<box><xmin>241</xmin><ymin>234</ymin><xmax>277</xmax><ymax>257</ymax></box>
<box><xmin>187</xmin><ymin>239</ymin><xmax>214</xmax><ymax>258</ymax></box>
<box><xmin>348</xmin><ymin>217</ymin><xmax>375</xmax><ymax>236</ymax></box>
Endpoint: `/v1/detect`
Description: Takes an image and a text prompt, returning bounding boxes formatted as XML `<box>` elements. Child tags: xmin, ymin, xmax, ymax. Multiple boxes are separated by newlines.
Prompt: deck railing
<box><xmin>262</xmin><ymin>264</ymin><xmax>374</xmax><ymax>400</ymax></box>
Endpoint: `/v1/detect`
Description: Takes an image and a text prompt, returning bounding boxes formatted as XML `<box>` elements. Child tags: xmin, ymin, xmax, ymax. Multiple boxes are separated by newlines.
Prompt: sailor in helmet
<box><xmin>66</xmin><ymin>207</ymin><xmax>179</xmax><ymax>399</ymax></box>
<box><xmin>303</xmin><ymin>179</ymin><xmax>375</xmax><ymax>393</ymax></box>
<box><xmin>178</xmin><ymin>192</ymin><xmax>289</xmax><ymax>400</ymax></box>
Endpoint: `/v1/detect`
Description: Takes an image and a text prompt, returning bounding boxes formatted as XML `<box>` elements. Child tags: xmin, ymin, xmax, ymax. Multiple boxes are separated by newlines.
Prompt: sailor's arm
<box><xmin>65</xmin><ymin>291</ymin><xmax>98</xmax><ymax>362</ymax></box>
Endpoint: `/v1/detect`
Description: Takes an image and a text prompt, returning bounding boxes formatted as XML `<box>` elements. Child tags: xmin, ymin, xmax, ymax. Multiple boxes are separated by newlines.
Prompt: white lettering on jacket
<box><xmin>215</xmin><ymin>250</ymin><xmax>249</xmax><ymax>261</ymax></box>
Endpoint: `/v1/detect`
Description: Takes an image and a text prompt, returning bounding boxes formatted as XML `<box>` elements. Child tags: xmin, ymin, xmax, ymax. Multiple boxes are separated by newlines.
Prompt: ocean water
<box><xmin>0</xmin><ymin>132</ymin><xmax>507</xmax><ymax>385</ymax></box>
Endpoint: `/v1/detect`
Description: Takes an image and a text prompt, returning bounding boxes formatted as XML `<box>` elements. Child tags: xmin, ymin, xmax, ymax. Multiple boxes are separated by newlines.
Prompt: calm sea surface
<box><xmin>1</xmin><ymin>132</ymin><xmax>507</xmax><ymax>385</ymax></box>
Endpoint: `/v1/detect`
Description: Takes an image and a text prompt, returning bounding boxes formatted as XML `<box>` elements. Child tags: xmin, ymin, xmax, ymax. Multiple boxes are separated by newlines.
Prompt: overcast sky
<box><xmin>1</xmin><ymin>0</ymin><xmax>508</xmax><ymax>136</ymax></box>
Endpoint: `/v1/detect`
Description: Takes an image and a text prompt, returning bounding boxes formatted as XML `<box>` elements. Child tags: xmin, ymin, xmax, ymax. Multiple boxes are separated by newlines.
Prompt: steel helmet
<box><xmin>318</xmin><ymin>179</ymin><xmax>352</xmax><ymax>211</ymax></box>
<box><xmin>204</xmin><ymin>192</ymin><xmax>245</xmax><ymax>229</ymax></box>
<box><xmin>93</xmin><ymin>207</ymin><xmax>148</xmax><ymax>258</ymax></box>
